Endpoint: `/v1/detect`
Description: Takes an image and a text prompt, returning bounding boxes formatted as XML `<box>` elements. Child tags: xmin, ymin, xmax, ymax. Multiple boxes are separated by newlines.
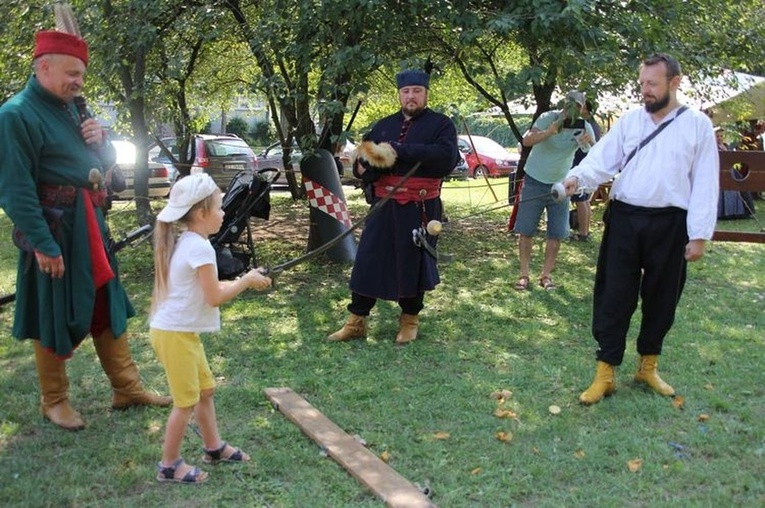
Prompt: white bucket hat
<box><xmin>157</xmin><ymin>173</ymin><xmax>218</xmax><ymax>223</ymax></box>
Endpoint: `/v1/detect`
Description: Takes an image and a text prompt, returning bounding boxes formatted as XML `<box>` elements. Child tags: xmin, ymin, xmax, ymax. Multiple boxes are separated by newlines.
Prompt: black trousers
<box><xmin>347</xmin><ymin>292</ymin><xmax>424</xmax><ymax>316</ymax></box>
<box><xmin>592</xmin><ymin>200</ymin><xmax>688</xmax><ymax>366</ymax></box>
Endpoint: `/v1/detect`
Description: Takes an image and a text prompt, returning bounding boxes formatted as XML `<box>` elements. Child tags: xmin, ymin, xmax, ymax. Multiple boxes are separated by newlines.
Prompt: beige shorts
<box><xmin>150</xmin><ymin>328</ymin><xmax>215</xmax><ymax>408</ymax></box>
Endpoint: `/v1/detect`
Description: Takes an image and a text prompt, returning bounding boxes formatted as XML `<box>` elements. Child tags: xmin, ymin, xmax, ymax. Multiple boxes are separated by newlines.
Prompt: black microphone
<box><xmin>73</xmin><ymin>95</ymin><xmax>90</xmax><ymax>124</ymax></box>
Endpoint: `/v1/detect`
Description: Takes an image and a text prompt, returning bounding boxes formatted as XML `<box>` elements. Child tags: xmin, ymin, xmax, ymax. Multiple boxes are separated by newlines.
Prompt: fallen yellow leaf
<box><xmin>490</xmin><ymin>389</ymin><xmax>513</xmax><ymax>400</ymax></box>
<box><xmin>574</xmin><ymin>449</ymin><xmax>586</xmax><ymax>459</ymax></box>
<box><xmin>471</xmin><ymin>467</ymin><xmax>482</xmax><ymax>475</ymax></box>
<box><xmin>494</xmin><ymin>408</ymin><xmax>518</xmax><ymax>419</ymax></box>
<box><xmin>495</xmin><ymin>431</ymin><xmax>513</xmax><ymax>442</ymax></box>
<box><xmin>672</xmin><ymin>396</ymin><xmax>685</xmax><ymax>409</ymax></box>
<box><xmin>627</xmin><ymin>459</ymin><xmax>643</xmax><ymax>472</ymax></box>
<box><xmin>704</xmin><ymin>383</ymin><xmax>714</xmax><ymax>390</ymax></box>
<box><xmin>698</xmin><ymin>413</ymin><xmax>710</xmax><ymax>422</ymax></box>
<box><xmin>548</xmin><ymin>405</ymin><xmax>562</xmax><ymax>415</ymax></box>
<box><xmin>434</xmin><ymin>431</ymin><xmax>451</xmax><ymax>440</ymax></box>
<box><xmin>380</xmin><ymin>450</ymin><xmax>390</xmax><ymax>462</ymax></box>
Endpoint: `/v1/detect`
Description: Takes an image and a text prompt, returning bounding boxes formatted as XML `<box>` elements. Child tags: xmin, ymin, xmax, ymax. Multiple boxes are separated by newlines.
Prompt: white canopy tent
<box><xmin>487</xmin><ymin>71</ymin><xmax>765</xmax><ymax>125</ymax></box>
<box><xmin>598</xmin><ymin>71</ymin><xmax>765</xmax><ymax>122</ymax></box>
<box><xmin>702</xmin><ymin>75</ymin><xmax>765</xmax><ymax>124</ymax></box>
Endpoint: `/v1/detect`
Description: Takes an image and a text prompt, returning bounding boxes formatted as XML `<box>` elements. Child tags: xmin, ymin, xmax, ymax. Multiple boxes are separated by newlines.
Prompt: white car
<box><xmin>111</xmin><ymin>139</ymin><xmax>171</xmax><ymax>199</ymax></box>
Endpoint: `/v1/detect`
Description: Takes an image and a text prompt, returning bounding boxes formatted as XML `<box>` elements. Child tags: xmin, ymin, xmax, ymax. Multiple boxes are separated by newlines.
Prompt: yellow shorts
<box><xmin>150</xmin><ymin>328</ymin><xmax>215</xmax><ymax>408</ymax></box>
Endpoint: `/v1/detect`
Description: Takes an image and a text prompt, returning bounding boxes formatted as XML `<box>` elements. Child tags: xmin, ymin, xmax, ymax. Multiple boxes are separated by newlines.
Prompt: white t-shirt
<box><xmin>150</xmin><ymin>231</ymin><xmax>221</xmax><ymax>332</ymax></box>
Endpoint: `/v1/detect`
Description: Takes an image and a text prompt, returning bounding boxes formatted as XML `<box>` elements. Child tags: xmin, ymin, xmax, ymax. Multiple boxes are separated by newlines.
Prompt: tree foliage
<box><xmin>1</xmin><ymin>0</ymin><xmax>763</xmax><ymax>222</ymax></box>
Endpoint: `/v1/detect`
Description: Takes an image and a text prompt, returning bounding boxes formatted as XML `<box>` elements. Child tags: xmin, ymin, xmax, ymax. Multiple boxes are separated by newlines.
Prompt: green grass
<box><xmin>1</xmin><ymin>181</ymin><xmax>764</xmax><ymax>507</ymax></box>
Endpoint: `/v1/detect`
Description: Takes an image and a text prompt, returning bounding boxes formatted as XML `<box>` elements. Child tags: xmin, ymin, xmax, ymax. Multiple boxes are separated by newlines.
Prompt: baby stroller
<box><xmin>211</xmin><ymin>168</ymin><xmax>279</xmax><ymax>280</ymax></box>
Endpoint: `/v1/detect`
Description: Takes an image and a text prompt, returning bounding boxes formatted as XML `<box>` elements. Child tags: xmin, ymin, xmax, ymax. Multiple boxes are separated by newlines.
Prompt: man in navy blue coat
<box><xmin>328</xmin><ymin>69</ymin><xmax>459</xmax><ymax>344</ymax></box>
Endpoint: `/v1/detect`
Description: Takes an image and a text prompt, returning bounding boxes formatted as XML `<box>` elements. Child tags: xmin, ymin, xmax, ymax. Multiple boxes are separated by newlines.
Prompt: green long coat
<box><xmin>0</xmin><ymin>77</ymin><xmax>135</xmax><ymax>358</ymax></box>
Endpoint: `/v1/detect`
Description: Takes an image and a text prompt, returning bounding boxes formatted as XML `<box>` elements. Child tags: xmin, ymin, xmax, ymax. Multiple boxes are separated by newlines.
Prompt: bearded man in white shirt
<box><xmin>563</xmin><ymin>53</ymin><xmax>719</xmax><ymax>405</ymax></box>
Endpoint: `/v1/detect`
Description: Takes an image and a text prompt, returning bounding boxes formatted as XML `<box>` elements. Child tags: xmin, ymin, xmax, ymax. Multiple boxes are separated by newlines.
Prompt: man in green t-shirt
<box><xmin>512</xmin><ymin>90</ymin><xmax>595</xmax><ymax>291</ymax></box>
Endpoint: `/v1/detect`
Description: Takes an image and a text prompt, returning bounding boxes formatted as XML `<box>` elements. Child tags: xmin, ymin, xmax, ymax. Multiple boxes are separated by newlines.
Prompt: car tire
<box><xmin>474</xmin><ymin>165</ymin><xmax>488</xmax><ymax>178</ymax></box>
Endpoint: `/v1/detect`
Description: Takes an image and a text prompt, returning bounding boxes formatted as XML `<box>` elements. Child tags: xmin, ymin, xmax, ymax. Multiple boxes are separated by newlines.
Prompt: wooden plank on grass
<box><xmin>264</xmin><ymin>387</ymin><xmax>436</xmax><ymax>508</ymax></box>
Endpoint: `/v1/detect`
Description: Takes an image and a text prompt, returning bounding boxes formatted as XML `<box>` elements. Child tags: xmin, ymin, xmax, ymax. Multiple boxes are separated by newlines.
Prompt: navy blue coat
<box><xmin>349</xmin><ymin>108</ymin><xmax>458</xmax><ymax>300</ymax></box>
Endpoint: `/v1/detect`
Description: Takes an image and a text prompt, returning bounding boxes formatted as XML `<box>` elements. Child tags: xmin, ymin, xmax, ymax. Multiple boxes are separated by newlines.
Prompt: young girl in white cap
<box><xmin>150</xmin><ymin>173</ymin><xmax>271</xmax><ymax>484</ymax></box>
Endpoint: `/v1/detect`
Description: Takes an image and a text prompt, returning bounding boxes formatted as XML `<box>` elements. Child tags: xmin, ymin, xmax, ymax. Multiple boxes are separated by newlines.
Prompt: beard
<box><xmin>401</xmin><ymin>102</ymin><xmax>425</xmax><ymax>117</ymax></box>
<box><xmin>643</xmin><ymin>91</ymin><xmax>670</xmax><ymax>113</ymax></box>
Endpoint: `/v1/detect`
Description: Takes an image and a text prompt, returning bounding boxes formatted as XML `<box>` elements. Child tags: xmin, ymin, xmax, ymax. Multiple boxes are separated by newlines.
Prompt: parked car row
<box><xmin>109</xmin><ymin>132</ymin><xmax>517</xmax><ymax>200</ymax></box>
<box><xmin>256</xmin><ymin>140</ymin><xmax>357</xmax><ymax>186</ymax></box>
<box><xmin>148</xmin><ymin>135</ymin><xmax>357</xmax><ymax>189</ymax></box>
<box><xmin>147</xmin><ymin>134</ymin><xmax>259</xmax><ymax>190</ymax></box>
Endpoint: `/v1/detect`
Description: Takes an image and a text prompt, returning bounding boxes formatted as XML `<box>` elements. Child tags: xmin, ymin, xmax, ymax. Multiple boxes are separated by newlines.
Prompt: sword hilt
<box><xmin>258</xmin><ymin>266</ymin><xmax>281</xmax><ymax>290</ymax></box>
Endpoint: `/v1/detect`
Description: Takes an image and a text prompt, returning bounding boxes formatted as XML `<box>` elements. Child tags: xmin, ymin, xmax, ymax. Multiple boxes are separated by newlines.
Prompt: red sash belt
<box><xmin>38</xmin><ymin>184</ymin><xmax>107</xmax><ymax>208</ymax></box>
<box><xmin>375</xmin><ymin>175</ymin><xmax>441</xmax><ymax>204</ymax></box>
<box><xmin>37</xmin><ymin>184</ymin><xmax>114</xmax><ymax>289</ymax></box>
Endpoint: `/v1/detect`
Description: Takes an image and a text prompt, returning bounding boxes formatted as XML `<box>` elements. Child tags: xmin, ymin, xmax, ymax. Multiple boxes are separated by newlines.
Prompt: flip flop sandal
<box><xmin>202</xmin><ymin>441</ymin><xmax>249</xmax><ymax>464</ymax></box>
<box><xmin>539</xmin><ymin>276</ymin><xmax>557</xmax><ymax>291</ymax></box>
<box><xmin>156</xmin><ymin>458</ymin><xmax>208</xmax><ymax>484</ymax></box>
<box><xmin>514</xmin><ymin>276</ymin><xmax>530</xmax><ymax>291</ymax></box>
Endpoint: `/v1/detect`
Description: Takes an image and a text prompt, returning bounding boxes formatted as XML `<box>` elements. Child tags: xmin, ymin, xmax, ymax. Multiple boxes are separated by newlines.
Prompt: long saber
<box><xmin>263</xmin><ymin>162</ymin><xmax>421</xmax><ymax>279</ymax></box>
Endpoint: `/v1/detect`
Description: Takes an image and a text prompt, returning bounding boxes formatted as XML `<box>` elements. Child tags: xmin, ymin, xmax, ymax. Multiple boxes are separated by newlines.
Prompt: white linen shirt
<box><xmin>150</xmin><ymin>230</ymin><xmax>221</xmax><ymax>332</ymax></box>
<box><xmin>567</xmin><ymin>105</ymin><xmax>719</xmax><ymax>240</ymax></box>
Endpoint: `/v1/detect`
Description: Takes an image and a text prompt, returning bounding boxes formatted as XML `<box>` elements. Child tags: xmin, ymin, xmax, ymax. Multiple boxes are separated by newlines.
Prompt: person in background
<box><xmin>563</xmin><ymin>53</ymin><xmax>719</xmax><ymax>405</ymax></box>
<box><xmin>569</xmin><ymin>100</ymin><xmax>602</xmax><ymax>241</ymax></box>
<box><xmin>327</xmin><ymin>69</ymin><xmax>459</xmax><ymax>345</ymax></box>
<box><xmin>150</xmin><ymin>173</ymin><xmax>272</xmax><ymax>484</ymax></box>
<box><xmin>513</xmin><ymin>90</ymin><xmax>596</xmax><ymax>291</ymax></box>
<box><xmin>0</xmin><ymin>28</ymin><xmax>170</xmax><ymax>431</ymax></box>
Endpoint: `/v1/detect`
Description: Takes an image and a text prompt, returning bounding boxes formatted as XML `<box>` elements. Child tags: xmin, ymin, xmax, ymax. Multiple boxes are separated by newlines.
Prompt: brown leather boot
<box><xmin>93</xmin><ymin>330</ymin><xmax>172</xmax><ymax>409</ymax></box>
<box><xmin>33</xmin><ymin>341</ymin><xmax>85</xmax><ymax>431</ymax></box>
<box><xmin>634</xmin><ymin>355</ymin><xmax>675</xmax><ymax>396</ymax></box>
<box><xmin>327</xmin><ymin>313</ymin><xmax>367</xmax><ymax>341</ymax></box>
<box><xmin>395</xmin><ymin>314</ymin><xmax>419</xmax><ymax>344</ymax></box>
<box><xmin>579</xmin><ymin>361</ymin><xmax>616</xmax><ymax>405</ymax></box>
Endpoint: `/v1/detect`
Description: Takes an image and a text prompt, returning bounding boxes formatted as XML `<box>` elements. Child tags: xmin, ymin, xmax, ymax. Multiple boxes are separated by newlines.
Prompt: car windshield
<box><xmin>205</xmin><ymin>139</ymin><xmax>253</xmax><ymax>157</ymax></box>
<box><xmin>468</xmin><ymin>137</ymin><xmax>510</xmax><ymax>157</ymax></box>
<box><xmin>148</xmin><ymin>139</ymin><xmax>178</xmax><ymax>162</ymax></box>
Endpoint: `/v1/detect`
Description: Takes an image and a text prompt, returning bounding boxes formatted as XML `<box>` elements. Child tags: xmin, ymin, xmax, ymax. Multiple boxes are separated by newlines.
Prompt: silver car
<box><xmin>111</xmin><ymin>139</ymin><xmax>171</xmax><ymax>199</ymax></box>
<box><xmin>149</xmin><ymin>134</ymin><xmax>258</xmax><ymax>189</ymax></box>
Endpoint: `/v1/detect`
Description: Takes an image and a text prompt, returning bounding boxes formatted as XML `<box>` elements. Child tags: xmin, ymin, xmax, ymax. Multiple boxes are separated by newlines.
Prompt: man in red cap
<box><xmin>0</xmin><ymin>29</ymin><xmax>171</xmax><ymax>431</ymax></box>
